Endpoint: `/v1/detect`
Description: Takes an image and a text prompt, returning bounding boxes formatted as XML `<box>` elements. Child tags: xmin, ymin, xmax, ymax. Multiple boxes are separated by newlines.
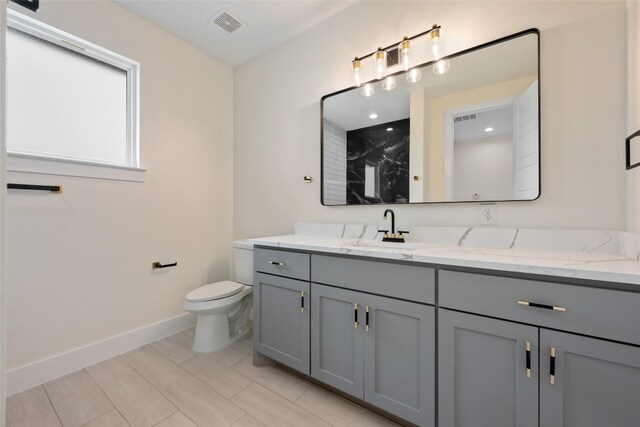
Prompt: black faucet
<box><xmin>383</xmin><ymin>209</ymin><xmax>396</xmax><ymax>237</ymax></box>
<box><xmin>382</xmin><ymin>209</ymin><xmax>408</xmax><ymax>242</ymax></box>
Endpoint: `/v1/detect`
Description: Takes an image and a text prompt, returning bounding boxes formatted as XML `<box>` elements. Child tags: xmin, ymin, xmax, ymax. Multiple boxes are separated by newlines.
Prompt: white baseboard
<box><xmin>6</xmin><ymin>312</ymin><xmax>196</xmax><ymax>396</ymax></box>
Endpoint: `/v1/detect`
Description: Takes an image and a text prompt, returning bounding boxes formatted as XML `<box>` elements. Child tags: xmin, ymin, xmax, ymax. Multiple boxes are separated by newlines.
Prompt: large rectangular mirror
<box><xmin>321</xmin><ymin>29</ymin><xmax>539</xmax><ymax>205</ymax></box>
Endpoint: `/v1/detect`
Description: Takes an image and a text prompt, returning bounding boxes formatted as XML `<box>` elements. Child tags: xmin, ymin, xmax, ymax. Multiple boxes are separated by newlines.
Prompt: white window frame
<box><xmin>6</xmin><ymin>10</ymin><xmax>144</xmax><ymax>182</ymax></box>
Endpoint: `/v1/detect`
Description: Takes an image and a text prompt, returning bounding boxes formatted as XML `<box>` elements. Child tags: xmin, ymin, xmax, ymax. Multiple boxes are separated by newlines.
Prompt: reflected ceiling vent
<box><xmin>208</xmin><ymin>9</ymin><xmax>246</xmax><ymax>35</ymax></box>
<box><xmin>454</xmin><ymin>113</ymin><xmax>478</xmax><ymax>123</ymax></box>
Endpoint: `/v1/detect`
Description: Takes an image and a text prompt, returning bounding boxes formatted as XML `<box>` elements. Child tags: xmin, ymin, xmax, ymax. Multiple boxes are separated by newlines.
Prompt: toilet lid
<box><xmin>186</xmin><ymin>281</ymin><xmax>244</xmax><ymax>302</ymax></box>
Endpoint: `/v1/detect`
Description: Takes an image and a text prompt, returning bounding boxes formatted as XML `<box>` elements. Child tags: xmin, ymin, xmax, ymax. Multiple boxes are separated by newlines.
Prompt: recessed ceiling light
<box><xmin>369</xmin><ymin>113</ymin><xmax>378</xmax><ymax>119</ymax></box>
<box><xmin>386</xmin><ymin>127</ymin><xmax>393</xmax><ymax>131</ymax></box>
<box><xmin>485</xmin><ymin>127</ymin><xmax>494</xmax><ymax>132</ymax></box>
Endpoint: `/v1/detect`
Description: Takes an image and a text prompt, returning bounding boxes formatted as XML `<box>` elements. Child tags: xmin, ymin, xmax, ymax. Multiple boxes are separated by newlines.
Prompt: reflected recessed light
<box><xmin>369</xmin><ymin>113</ymin><xmax>378</xmax><ymax>119</ymax></box>
<box><xmin>484</xmin><ymin>127</ymin><xmax>494</xmax><ymax>132</ymax></box>
<box><xmin>386</xmin><ymin>127</ymin><xmax>393</xmax><ymax>131</ymax></box>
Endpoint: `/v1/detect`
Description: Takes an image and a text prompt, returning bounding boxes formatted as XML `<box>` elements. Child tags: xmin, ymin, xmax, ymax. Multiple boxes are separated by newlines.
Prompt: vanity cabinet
<box><xmin>310</xmin><ymin>284</ymin><xmax>364</xmax><ymax>396</ymax></box>
<box><xmin>438</xmin><ymin>309</ymin><xmax>538</xmax><ymax>427</ymax></box>
<box><xmin>310</xmin><ymin>253</ymin><xmax>436</xmax><ymax>427</ymax></box>
<box><xmin>311</xmin><ymin>284</ymin><xmax>435</xmax><ymax>426</ymax></box>
<box><xmin>539</xmin><ymin>330</ymin><xmax>640</xmax><ymax>427</ymax></box>
<box><xmin>253</xmin><ymin>248</ymin><xmax>311</xmax><ymax>374</ymax></box>
<box><xmin>253</xmin><ymin>245</ymin><xmax>640</xmax><ymax>427</ymax></box>
<box><xmin>439</xmin><ymin>270</ymin><xmax>640</xmax><ymax>427</ymax></box>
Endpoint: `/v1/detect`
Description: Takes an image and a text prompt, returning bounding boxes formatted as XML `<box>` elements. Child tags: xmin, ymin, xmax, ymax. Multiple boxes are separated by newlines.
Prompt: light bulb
<box><xmin>381</xmin><ymin>76</ymin><xmax>396</xmax><ymax>91</ymax></box>
<box><xmin>398</xmin><ymin>37</ymin><xmax>411</xmax><ymax>71</ymax></box>
<box><xmin>428</xmin><ymin>25</ymin><xmax>443</xmax><ymax>60</ymax></box>
<box><xmin>406</xmin><ymin>68</ymin><xmax>422</xmax><ymax>83</ymax></box>
<box><xmin>374</xmin><ymin>48</ymin><xmax>387</xmax><ymax>79</ymax></box>
<box><xmin>433</xmin><ymin>59</ymin><xmax>450</xmax><ymax>75</ymax></box>
<box><xmin>352</xmin><ymin>58</ymin><xmax>363</xmax><ymax>87</ymax></box>
<box><xmin>361</xmin><ymin>83</ymin><xmax>375</xmax><ymax>97</ymax></box>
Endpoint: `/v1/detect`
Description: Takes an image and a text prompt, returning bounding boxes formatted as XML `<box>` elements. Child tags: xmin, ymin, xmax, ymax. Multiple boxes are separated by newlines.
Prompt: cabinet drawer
<box><xmin>254</xmin><ymin>248</ymin><xmax>310</xmax><ymax>281</ymax></box>
<box><xmin>312</xmin><ymin>254</ymin><xmax>435</xmax><ymax>304</ymax></box>
<box><xmin>439</xmin><ymin>270</ymin><xmax>640</xmax><ymax>346</ymax></box>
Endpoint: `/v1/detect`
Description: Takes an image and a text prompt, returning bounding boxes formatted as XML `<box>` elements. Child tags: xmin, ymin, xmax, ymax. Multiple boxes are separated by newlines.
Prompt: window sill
<box><xmin>7</xmin><ymin>153</ymin><xmax>146</xmax><ymax>182</ymax></box>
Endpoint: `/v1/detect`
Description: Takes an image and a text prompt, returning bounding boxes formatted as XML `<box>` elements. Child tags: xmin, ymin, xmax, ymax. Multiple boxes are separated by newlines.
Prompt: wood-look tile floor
<box><xmin>6</xmin><ymin>329</ymin><xmax>400</xmax><ymax>427</ymax></box>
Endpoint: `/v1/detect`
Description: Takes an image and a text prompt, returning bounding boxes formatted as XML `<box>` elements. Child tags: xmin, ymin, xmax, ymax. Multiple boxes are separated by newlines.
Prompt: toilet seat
<box><xmin>186</xmin><ymin>280</ymin><xmax>244</xmax><ymax>302</ymax></box>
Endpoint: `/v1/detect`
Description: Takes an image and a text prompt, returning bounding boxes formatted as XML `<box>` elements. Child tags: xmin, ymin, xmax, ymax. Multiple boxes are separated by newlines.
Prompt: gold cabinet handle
<box><xmin>365</xmin><ymin>305</ymin><xmax>370</xmax><ymax>332</ymax></box>
<box><xmin>525</xmin><ymin>341</ymin><xmax>532</xmax><ymax>379</ymax></box>
<box><xmin>354</xmin><ymin>303</ymin><xmax>359</xmax><ymax>328</ymax></box>
<box><xmin>549</xmin><ymin>346</ymin><xmax>556</xmax><ymax>384</ymax></box>
<box><xmin>300</xmin><ymin>291</ymin><xmax>305</xmax><ymax>313</ymax></box>
<box><xmin>517</xmin><ymin>300</ymin><xmax>566</xmax><ymax>312</ymax></box>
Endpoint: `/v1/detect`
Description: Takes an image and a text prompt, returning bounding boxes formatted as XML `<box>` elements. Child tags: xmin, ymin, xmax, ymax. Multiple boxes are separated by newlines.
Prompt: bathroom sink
<box><xmin>350</xmin><ymin>240</ymin><xmax>419</xmax><ymax>250</ymax></box>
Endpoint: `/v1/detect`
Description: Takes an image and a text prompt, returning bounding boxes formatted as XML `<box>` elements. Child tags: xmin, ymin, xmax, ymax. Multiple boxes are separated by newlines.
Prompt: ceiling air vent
<box><xmin>209</xmin><ymin>9</ymin><xmax>246</xmax><ymax>35</ymax></box>
<box><xmin>453</xmin><ymin>113</ymin><xmax>478</xmax><ymax>123</ymax></box>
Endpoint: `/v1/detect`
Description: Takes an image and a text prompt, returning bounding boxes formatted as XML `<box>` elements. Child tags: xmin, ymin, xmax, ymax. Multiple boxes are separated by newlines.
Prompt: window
<box><xmin>6</xmin><ymin>11</ymin><xmax>142</xmax><ymax>181</ymax></box>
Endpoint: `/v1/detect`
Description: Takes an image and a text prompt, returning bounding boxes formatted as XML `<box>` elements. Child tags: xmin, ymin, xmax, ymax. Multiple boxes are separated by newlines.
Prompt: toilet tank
<box><xmin>233</xmin><ymin>240</ymin><xmax>254</xmax><ymax>285</ymax></box>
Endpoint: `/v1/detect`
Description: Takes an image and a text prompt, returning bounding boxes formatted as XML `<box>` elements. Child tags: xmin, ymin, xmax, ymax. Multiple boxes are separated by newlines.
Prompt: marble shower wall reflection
<box><xmin>346</xmin><ymin>118</ymin><xmax>410</xmax><ymax>204</ymax></box>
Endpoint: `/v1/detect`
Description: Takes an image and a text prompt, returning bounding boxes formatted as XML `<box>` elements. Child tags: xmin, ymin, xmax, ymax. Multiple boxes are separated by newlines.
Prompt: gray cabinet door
<box><xmin>363</xmin><ymin>294</ymin><xmax>435</xmax><ymax>427</ymax></box>
<box><xmin>253</xmin><ymin>272</ymin><xmax>310</xmax><ymax>374</ymax></box>
<box><xmin>438</xmin><ymin>309</ymin><xmax>538</xmax><ymax>427</ymax></box>
<box><xmin>311</xmin><ymin>284</ymin><xmax>364</xmax><ymax>398</ymax></box>
<box><xmin>540</xmin><ymin>329</ymin><xmax>640</xmax><ymax>427</ymax></box>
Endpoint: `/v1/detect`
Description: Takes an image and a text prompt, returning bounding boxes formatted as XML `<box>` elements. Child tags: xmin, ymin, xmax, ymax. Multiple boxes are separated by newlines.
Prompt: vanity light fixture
<box><xmin>406</xmin><ymin>68</ymin><xmax>422</xmax><ymax>83</ymax></box>
<box><xmin>350</xmin><ymin>24</ymin><xmax>446</xmax><ymax>90</ymax></box>
<box><xmin>429</xmin><ymin>24</ymin><xmax>450</xmax><ymax>75</ymax></box>
<box><xmin>374</xmin><ymin>48</ymin><xmax>387</xmax><ymax>80</ymax></box>
<box><xmin>352</xmin><ymin>57</ymin><xmax>363</xmax><ymax>87</ymax></box>
<box><xmin>399</xmin><ymin>37</ymin><xmax>412</xmax><ymax>71</ymax></box>
<box><xmin>485</xmin><ymin>127</ymin><xmax>494</xmax><ymax>132</ymax></box>
<box><xmin>369</xmin><ymin>113</ymin><xmax>378</xmax><ymax>119</ymax></box>
<box><xmin>433</xmin><ymin>59</ymin><xmax>450</xmax><ymax>75</ymax></box>
<box><xmin>361</xmin><ymin>83</ymin><xmax>375</xmax><ymax>97</ymax></box>
<box><xmin>381</xmin><ymin>76</ymin><xmax>396</xmax><ymax>91</ymax></box>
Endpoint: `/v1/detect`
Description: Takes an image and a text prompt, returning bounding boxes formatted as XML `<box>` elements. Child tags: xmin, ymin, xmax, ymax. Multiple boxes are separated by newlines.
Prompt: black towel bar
<box><xmin>7</xmin><ymin>183</ymin><xmax>62</xmax><ymax>193</ymax></box>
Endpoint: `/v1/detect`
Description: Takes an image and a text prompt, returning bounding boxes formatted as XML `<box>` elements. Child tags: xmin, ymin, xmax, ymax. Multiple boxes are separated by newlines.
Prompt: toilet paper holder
<box><xmin>152</xmin><ymin>261</ymin><xmax>178</xmax><ymax>269</ymax></box>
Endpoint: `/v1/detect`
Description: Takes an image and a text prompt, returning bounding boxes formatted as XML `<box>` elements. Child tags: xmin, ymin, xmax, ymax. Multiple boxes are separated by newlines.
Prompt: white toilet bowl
<box><xmin>183</xmin><ymin>242</ymin><xmax>254</xmax><ymax>353</ymax></box>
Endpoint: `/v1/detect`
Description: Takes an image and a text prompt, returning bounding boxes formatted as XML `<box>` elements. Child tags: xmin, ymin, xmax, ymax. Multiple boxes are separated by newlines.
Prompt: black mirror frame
<box><xmin>320</xmin><ymin>28</ymin><xmax>541</xmax><ymax>206</ymax></box>
<box><xmin>11</xmin><ymin>0</ymin><xmax>39</xmax><ymax>12</ymax></box>
<box><xmin>626</xmin><ymin>130</ymin><xmax>640</xmax><ymax>170</ymax></box>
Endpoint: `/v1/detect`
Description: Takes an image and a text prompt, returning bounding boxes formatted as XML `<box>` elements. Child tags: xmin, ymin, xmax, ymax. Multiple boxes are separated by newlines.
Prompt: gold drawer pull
<box><xmin>518</xmin><ymin>300</ymin><xmax>566</xmax><ymax>312</ymax></box>
<box><xmin>354</xmin><ymin>303</ymin><xmax>359</xmax><ymax>328</ymax></box>
<box><xmin>365</xmin><ymin>305</ymin><xmax>370</xmax><ymax>332</ymax></box>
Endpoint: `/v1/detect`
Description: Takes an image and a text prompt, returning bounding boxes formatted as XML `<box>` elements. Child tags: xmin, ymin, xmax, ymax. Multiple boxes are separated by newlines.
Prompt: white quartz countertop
<box><xmin>247</xmin><ymin>224</ymin><xmax>640</xmax><ymax>286</ymax></box>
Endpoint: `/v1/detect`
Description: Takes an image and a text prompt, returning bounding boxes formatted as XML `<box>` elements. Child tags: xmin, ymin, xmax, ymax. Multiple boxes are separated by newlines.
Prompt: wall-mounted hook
<box><xmin>303</xmin><ymin>176</ymin><xmax>312</xmax><ymax>183</ymax></box>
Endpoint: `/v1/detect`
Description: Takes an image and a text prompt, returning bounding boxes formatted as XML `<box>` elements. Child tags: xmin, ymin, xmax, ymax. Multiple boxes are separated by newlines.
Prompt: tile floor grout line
<box><xmin>121</xmin><ymin>345</ymin><xmax>248</xmax><ymax>425</ymax></box>
<box><xmin>229</xmin><ymin>362</ymin><xmax>311</xmax><ymax>403</ymax></box>
<box><xmin>41</xmin><ymin>377</ymin><xmax>67</xmax><ymax>427</ymax></box>
<box><xmin>76</xmin><ymin>368</ymin><xmax>118</xmax><ymax>427</ymax></box>
<box><xmin>181</xmin><ymin>353</ymin><xmax>255</xmax><ymax>386</ymax></box>
<box><xmin>232</xmin><ymin>382</ymin><xmax>334</xmax><ymax>427</ymax></box>
<box><xmin>149</xmin><ymin>409</ymin><xmax>179</xmax><ymax>427</ymax></box>
<box><xmin>10</xmin><ymin>332</ymin><xmax>396</xmax><ymax>427</ymax></box>
<box><xmin>120</xmin><ymin>351</ymin><xmax>206</xmax><ymax>427</ymax></box>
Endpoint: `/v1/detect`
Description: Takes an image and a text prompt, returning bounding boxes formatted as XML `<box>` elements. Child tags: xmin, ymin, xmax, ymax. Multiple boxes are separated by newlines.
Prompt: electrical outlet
<box><xmin>479</xmin><ymin>203</ymin><xmax>497</xmax><ymax>225</ymax></box>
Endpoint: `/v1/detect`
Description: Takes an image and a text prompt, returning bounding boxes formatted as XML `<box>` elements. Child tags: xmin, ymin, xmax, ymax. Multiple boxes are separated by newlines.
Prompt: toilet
<box><xmin>183</xmin><ymin>241</ymin><xmax>253</xmax><ymax>353</ymax></box>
